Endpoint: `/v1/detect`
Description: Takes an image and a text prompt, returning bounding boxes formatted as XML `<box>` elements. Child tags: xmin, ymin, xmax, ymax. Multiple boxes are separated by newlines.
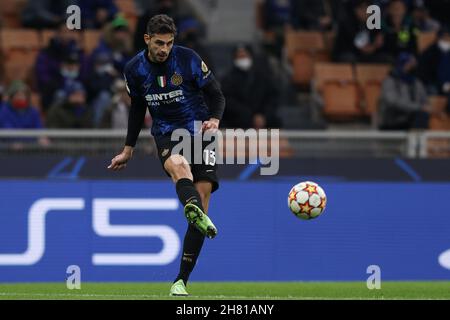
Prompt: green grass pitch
<box><xmin>0</xmin><ymin>282</ymin><xmax>449</xmax><ymax>300</ymax></box>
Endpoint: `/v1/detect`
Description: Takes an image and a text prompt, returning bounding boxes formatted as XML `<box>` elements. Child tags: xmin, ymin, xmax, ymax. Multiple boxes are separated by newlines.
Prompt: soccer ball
<box><xmin>287</xmin><ymin>181</ymin><xmax>327</xmax><ymax>220</ymax></box>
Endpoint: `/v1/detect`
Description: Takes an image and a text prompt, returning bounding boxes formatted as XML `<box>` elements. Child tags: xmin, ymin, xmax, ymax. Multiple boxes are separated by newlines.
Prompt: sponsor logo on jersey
<box><xmin>171</xmin><ymin>73</ymin><xmax>183</xmax><ymax>86</ymax></box>
<box><xmin>145</xmin><ymin>90</ymin><xmax>183</xmax><ymax>102</ymax></box>
<box><xmin>157</xmin><ymin>76</ymin><xmax>167</xmax><ymax>88</ymax></box>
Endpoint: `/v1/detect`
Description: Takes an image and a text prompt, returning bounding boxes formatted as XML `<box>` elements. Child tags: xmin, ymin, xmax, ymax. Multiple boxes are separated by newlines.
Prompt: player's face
<box><xmin>145</xmin><ymin>33</ymin><xmax>175</xmax><ymax>63</ymax></box>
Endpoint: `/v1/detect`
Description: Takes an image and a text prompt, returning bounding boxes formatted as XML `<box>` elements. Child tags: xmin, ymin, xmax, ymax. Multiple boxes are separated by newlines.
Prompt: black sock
<box><xmin>175</xmin><ymin>178</ymin><xmax>205</xmax><ymax>211</ymax></box>
<box><xmin>174</xmin><ymin>178</ymin><xmax>206</xmax><ymax>285</ymax></box>
<box><xmin>175</xmin><ymin>224</ymin><xmax>205</xmax><ymax>284</ymax></box>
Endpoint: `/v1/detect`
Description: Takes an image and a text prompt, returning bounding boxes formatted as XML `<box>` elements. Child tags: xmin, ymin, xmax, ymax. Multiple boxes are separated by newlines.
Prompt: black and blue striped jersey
<box><xmin>124</xmin><ymin>45</ymin><xmax>214</xmax><ymax>138</ymax></box>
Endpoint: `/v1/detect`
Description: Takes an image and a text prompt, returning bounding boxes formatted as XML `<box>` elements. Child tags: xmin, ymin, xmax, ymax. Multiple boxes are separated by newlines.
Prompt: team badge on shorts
<box><xmin>171</xmin><ymin>73</ymin><xmax>183</xmax><ymax>86</ymax></box>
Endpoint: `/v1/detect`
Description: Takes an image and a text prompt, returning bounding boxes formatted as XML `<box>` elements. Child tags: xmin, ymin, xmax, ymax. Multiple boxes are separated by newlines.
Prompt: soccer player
<box><xmin>107</xmin><ymin>14</ymin><xmax>225</xmax><ymax>296</ymax></box>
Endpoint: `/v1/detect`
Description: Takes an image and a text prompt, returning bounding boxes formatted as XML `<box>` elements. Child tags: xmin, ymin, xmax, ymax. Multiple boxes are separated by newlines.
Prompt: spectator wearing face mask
<box><xmin>221</xmin><ymin>45</ymin><xmax>281</xmax><ymax>129</ymax></box>
<box><xmin>85</xmin><ymin>53</ymin><xmax>118</xmax><ymax>127</ymax></box>
<box><xmin>35</xmin><ymin>23</ymin><xmax>86</xmax><ymax>111</ymax></box>
<box><xmin>418</xmin><ymin>25</ymin><xmax>450</xmax><ymax>112</ymax></box>
<box><xmin>0</xmin><ymin>81</ymin><xmax>43</xmax><ymax>129</ymax></box>
<box><xmin>46</xmin><ymin>81</ymin><xmax>94</xmax><ymax>129</ymax></box>
<box><xmin>378</xmin><ymin>52</ymin><xmax>430</xmax><ymax>130</ymax></box>
<box><xmin>100</xmin><ymin>79</ymin><xmax>132</xmax><ymax>129</ymax></box>
<box><xmin>41</xmin><ymin>52</ymin><xmax>85</xmax><ymax>112</ymax></box>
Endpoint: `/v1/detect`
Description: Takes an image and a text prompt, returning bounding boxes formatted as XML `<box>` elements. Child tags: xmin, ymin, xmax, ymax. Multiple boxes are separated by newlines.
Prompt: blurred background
<box><xmin>0</xmin><ymin>0</ymin><xmax>449</xmax><ymax>283</ymax></box>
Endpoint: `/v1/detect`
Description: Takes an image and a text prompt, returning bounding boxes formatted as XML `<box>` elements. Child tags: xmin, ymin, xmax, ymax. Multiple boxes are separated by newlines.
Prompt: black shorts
<box><xmin>155</xmin><ymin>134</ymin><xmax>219</xmax><ymax>193</ymax></box>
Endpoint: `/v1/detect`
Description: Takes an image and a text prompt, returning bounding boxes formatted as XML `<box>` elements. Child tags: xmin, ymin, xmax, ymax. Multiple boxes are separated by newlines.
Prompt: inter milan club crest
<box><xmin>171</xmin><ymin>73</ymin><xmax>183</xmax><ymax>86</ymax></box>
<box><xmin>157</xmin><ymin>76</ymin><xmax>167</xmax><ymax>88</ymax></box>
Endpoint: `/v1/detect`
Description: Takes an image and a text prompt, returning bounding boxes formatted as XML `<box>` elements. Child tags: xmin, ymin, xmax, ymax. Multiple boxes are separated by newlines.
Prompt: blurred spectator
<box><xmin>78</xmin><ymin>0</ymin><xmax>118</xmax><ymax>29</ymax></box>
<box><xmin>35</xmin><ymin>23</ymin><xmax>87</xmax><ymax>111</ymax></box>
<box><xmin>290</xmin><ymin>0</ymin><xmax>340</xmax><ymax>31</ymax></box>
<box><xmin>46</xmin><ymin>81</ymin><xmax>94</xmax><ymax>128</ymax></box>
<box><xmin>41</xmin><ymin>52</ymin><xmax>85</xmax><ymax>112</ymax></box>
<box><xmin>89</xmin><ymin>16</ymin><xmax>133</xmax><ymax>75</ymax></box>
<box><xmin>381</xmin><ymin>0</ymin><xmax>417</xmax><ymax>60</ymax></box>
<box><xmin>0</xmin><ymin>81</ymin><xmax>43</xmax><ymax>129</ymax></box>
<box><xmin>22</xmin><ymin>0</ymin><xmax>73</xmax><ymax>29</ymax></box>
<box><xmin>85</xmin><ymin>53</ymin><xmax>119</xmax><ymax>127</ymax></box>
<box><xmin>378</xmin><ymin>52</ymin><xmax>430</xmax><ymax>130</ymax></box>
<box><xmin>100</xmin><ymin>79</ymin><xmax>131</xmax><ymax>128</ymax></box>
<box><xmin>333</xmin><ymin>0</ymin><xmax>386</xmax><ymax>63</ymax></box>
<box><xmin>221</xmin><ymin>45</ymin><xmax>281</xmax><ymax>129</ymax></box>
<box><xmin>411</xmin><ymin>2</ymin><xmax>440</xmax><ymax>32</ymax></box>
<box><xmin>177</xmin><ymin>18</ymin><xmax>214</xmax><ymax>70</ymax></box>
<box><xmin>424</xmin><ymin>0</ymin><xmax>450</xmax><ymax>27</ymax></box>
<box><xmin>418</xmin><ymin>25</ymin><xmax>450</xmax><ymax>112</ymax></box>
<box><xmin>256</xmin><ymin>0</ymin><xmax>291</xmax><ymax>58</ymax></box>
<box><xmin>133</xmin><ymin>0</ymin><xmax>206</xmax><ymax>52</ymax></box>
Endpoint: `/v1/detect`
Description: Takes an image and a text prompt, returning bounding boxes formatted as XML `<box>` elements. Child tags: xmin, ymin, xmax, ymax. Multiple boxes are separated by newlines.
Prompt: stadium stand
<box><xmin>355</xmin><ymin>63</ymin><xmax>391</xmax><ymax>123</ymax></box>
<box><xmin>0</xmin><ymin>29</ymin><xmax>40</xmax><ymax>84</ymax></box>
<box><xmin>286</xmin><ymin>31</ymin><xmax>330</xmax><ymax>86</ymax></box>
<box><xmin>314</xmin><ymin>63</ymin><xmax>360</xmax><ymax>120</ymax></box>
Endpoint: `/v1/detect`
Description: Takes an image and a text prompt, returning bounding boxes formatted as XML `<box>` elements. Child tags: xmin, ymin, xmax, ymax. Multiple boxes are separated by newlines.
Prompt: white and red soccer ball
<box><xmin>288</xmin><ymin>181</ymin><xmax>327</xmax><ymax>220</ymax></box>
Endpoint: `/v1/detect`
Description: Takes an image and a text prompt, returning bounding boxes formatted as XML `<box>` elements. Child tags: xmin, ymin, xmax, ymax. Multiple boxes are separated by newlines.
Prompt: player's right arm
<box><xmin>108</xmin><ymin>68</ymin><xmax>146</xmax><ymax>171</ymax></box>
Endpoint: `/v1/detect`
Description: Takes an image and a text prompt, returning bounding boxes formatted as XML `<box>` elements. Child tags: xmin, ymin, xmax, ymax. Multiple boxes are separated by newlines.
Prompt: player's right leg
<box><xmin>164</xmin><ymin>154</ymin><xmax>217</xmax><ymax>239</ymax></box>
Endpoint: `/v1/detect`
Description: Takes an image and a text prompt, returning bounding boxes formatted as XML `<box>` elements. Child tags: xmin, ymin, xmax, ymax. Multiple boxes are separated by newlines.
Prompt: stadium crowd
<box><xmin>0</xmin><ymin>0</ymin><xmax>449</xmax><ymax>131</ymax></box>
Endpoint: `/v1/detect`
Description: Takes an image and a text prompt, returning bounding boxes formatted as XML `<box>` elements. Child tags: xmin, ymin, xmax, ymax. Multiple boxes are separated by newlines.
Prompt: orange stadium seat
<box><xmin>0</xmin><ymin>29</ymin><xmax>41</xmax><ymax>50</ymax></box>
<box><xmin>427</xmin><ymin>95</ymin><xmax>450</xmax><ymax>157</ymax></box>
<box><xmin>417</xmin><ymin>31</ymin><xmax>437</xmax><ymax>54</ymax></box>
<box><xmin>428</xmin><ymin>95</ymin><xmax>450</xmax><ymax>131</ymax></box>
<box><xmin>83</xmin><ymin>30</ymin><xmax>103</xmax><ymax>54</ymax></box>
<box><xmin>40</xmin><ymin>29</ymin><xmax>83</xmax><ymax>48</ymax></box>
<box><xmin>285</xmin><ymin>31</ymin><xmax>326</xmax><ymax>61</ymax></box>
<box><xmin>314</xmin><ymin>63</ymin><xmax>361</xmax><ymax>119</ymax></box>
<box><xmin>0</xmin><ymin>0</ymin><xmax>27</xmax><ymax>28</ymax></box>
<box><xmin>314</xmin><ymin>63</ymin><xmax>353</xmax><ymax>92</ymax></box>
<box><xmin>286</xmin><ymin>31</ymin><xmax>330</xmax><ymax>86</ymax></box>
<box><xmin>40</xmin><ymin>29</ymin><xmax>57</xmax><ymax>47</ymax></box>
<box><xmin>355</xmin><ymin>64</ymin><xmax>391</xmax><ymax>116</ymax></box>
<box><xmin>292</xmin><ymin>51</ymin><xmax>329</xmax><ymax>86</ymax></box>
<box><xmin>0</xmin><ymin>29</ymin><xmax>40</xmax><ymax>83</ymax></box>
<box><xmin>2</xmin><ymin>51</ymin><xmax>38</xmax><ymax>83</ymax></box>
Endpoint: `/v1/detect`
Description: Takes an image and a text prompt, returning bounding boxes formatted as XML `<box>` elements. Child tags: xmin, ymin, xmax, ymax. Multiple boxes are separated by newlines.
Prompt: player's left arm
<box><xmin>190</xmin><ymin>52</ymin><xmax>226</xmax><ymax>132</ymax></box>
<box><xmin>201</xmin><ymin>78</ymin><xmax>226</xmax><ymax>132</ymax></box>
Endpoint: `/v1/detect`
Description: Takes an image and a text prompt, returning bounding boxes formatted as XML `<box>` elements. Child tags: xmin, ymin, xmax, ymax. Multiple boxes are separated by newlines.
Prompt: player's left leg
<box><xmin>172</xmin><ymin>181</ymin><xmax>212</xmax><ymax>292</ymax></box>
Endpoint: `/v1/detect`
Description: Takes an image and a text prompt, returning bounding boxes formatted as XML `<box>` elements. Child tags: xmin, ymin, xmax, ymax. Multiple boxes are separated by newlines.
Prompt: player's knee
<box><xmin>165</xmin><ymin>155</ymin><xmax>192</xmax><ymax>180</ymax></box>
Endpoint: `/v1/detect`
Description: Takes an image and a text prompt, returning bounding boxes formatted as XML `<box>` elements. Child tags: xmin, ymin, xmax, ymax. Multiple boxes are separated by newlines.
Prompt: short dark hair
<box><xmin>146</xmin><ymin>14</ymin><xmax>177</xmax><ymax>36</ymax></box>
